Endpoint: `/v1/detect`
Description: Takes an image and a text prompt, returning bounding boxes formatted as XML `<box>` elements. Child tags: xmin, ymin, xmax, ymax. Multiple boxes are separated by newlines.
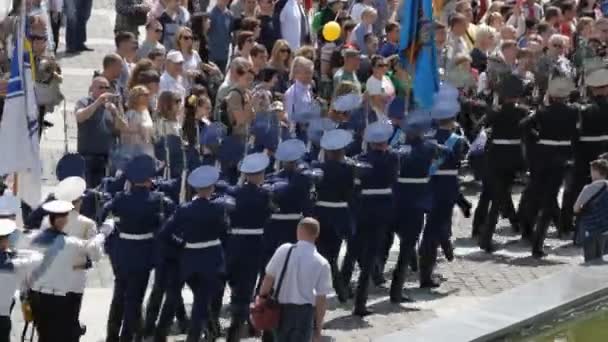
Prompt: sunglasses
<box><xmin>375</xmin><ymin>63</ymin><xmax>388</xmax><ymax>68</ymax></box>
<box><xmin>181</xmin><ymin>36</ymin><xmax>193</xmax><ymax>40</ymax></box>
<box><xmin>98</xmin><ymin>85</ymin><xmax>111</xmax><ymax>90</ymax></box>
<box><xmin>280</xmin><ymin>48</ymin><xmax>290</xmax><ymax>53</ymax></box>
<box><xmin>154</xmin><ymin>29</ymin><xmax>163</xmax><ymax>33</ymax></box>
<box><xmin>30</xmin><ymin>35</ymin><xmax>47</xmax><ymax>41</ymax></box>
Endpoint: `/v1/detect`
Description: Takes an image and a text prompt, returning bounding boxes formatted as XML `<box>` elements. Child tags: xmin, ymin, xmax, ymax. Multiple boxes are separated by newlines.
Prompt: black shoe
<box><xmin>178</xmin><ymin>318</ymin><xmax>189</xmax><ymax>334</ymax></box>
<box><xmin>78</xmin><ymin>45</ymin><xmax>94</xmax><ymax>52</ymax></box>
<box><xmin>65</xmin><ymin>48</ymin><xmax>81</xmax><ymax>54</ymax></box>
<box><xmin>390</xmin><ymin>291</ymin><xmax>413</xmax><ymax>304</ymax></box>
<box><xmin>443</xmin><ymin>241</ymin><xmax>455</xmax><ymax>262</ymax></box>
<box><xmin>420</xmin><ymin>279</ymin><xmax>441</xmax><ymax>289</ymax></box>
<box><xmin>480</xmin><ymin>242</ymin><xmax>496</xmax><ymax>254</ymax></box>
<box><xmin>532</xmin><ymin>250</ymin><xmax>547</xmax><ymax>259</ymax></box>
<box><xmin>409</xmin><ymin>256</ymin><xmax>418</xmax><ymax>272</ymax></box>
<box><xmin>353</xmin><ymin>307</ymin><xmax>374</xmax><ymax>317</ymax></box>
<box><xmin>372</xmin><ymin>273</ymin><xmax>386</xmax><ymax>287</ymax></box>
<box><xmin>42</xmin><ymin>120</ymin><xmax>54</xmax><ymax>128</ymax></box>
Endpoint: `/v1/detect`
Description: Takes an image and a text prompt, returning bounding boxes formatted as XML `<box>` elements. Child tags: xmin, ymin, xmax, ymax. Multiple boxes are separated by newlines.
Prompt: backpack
<box><xmin>219</xmin><ymin>87</ymin><xmax>245</xmax><ymax>135</ymax></box>
<box><xmin>577</xmin><ymin>183</ymin><xmax>608</xmax><ymax>244</ymax></box>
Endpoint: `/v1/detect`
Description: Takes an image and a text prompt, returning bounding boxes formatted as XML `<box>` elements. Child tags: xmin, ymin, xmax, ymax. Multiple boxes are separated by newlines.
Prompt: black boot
<box><xmin>353</xmin><ymin>268</ymin><xmax>373</xmax><ymax>316</ymax></box>
<box><xmin>226</xmin><ymin>320</ymin><xmax>244</xmax><ymax>342</ymax></box>
<box><xmin>441</xmin><ymin>239</ymin><xmax>455</xmax><ymax>262</ymax></box>
<box><xmin>409</xmin><ymin>252</ymin><xmax>418</xmax><ymax>272</ymax></box>
<box><xmin>331</xmin><ymin>261</ymin><xmax>349</xmax><ymax>303</ymax></box>
<box><xmin>389</xmin><ymin>271</ymin><xmax>412</xmax><ymax>303</ymax></box>
<box><xmin>419</xmin><ymin>255</ymin><xmax>440</xmax><ymax>289</ymax></box>
<box><xmin>532</xmin><ymin>215</ymin><xmax>550</xmax><ymax>258</ymax></box>
<box><xmin>106</xmin><ymin>294</ymin><xmax>123</xmax><ymax>342</ymax></box>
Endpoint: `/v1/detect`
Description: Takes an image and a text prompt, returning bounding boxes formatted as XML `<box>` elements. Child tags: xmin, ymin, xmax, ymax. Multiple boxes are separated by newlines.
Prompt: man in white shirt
<box><xmin>259</xmin><ymin>217</ymin><xmax>332</xmax><ymax>342</ymax></box>
<box><xmin>280</xmin><ymin>0</ymin><xmax>308</xmax><ymax>50</ymax></box>
<box><xmin>160</xmin><ymin>51</ymin><xmax>187</xmax><ymax>100</ymax></box>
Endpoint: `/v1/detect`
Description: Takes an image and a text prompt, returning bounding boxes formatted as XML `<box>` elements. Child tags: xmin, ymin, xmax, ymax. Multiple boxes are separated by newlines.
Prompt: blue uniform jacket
<box><xmin>430</xmin><ymin>128</ymin><xmax>467</xmax><ymax>204</ymax></box>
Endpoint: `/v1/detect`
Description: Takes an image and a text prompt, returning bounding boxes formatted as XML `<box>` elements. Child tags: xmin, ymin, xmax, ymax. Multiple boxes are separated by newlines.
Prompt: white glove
<box><xmin>99</xmin><ymin>219</ymin><xmax>115</xmax><ymax>237</ymax></box>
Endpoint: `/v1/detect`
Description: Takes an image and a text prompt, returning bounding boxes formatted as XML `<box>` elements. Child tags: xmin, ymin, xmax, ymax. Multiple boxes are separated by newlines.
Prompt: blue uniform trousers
<box><xmin>113</xmin><ymin>270</ymin><xmax>151</xmax><ymax>341</ymax></box>
<box><xmin>261</xmin><ymin>218</ymin><xmax>300</xmax><ymax>279</ymax></box>
<box><xmin>392</xmin><ymin>207</ymin><xmax>426</xmax><ymax>282</ymax></box>
<box><xmin>226</xmin><ymin>236</ymin><xmax>263</xmax><ymax>322</ymax></box>
<box><xmin>420</xmin><ymin>200</ymin><xmax>454</xmax><ymax>284</ymax></box>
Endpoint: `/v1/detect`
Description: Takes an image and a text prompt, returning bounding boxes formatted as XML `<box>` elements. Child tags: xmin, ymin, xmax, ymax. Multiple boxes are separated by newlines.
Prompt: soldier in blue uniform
<box><xmin>100</xmin><ymin>155</ymin><xmax>175</xmax><ymax>342</ymax></box>
<box><xmin>313</xmin><ymin>129</ymin><xmax>356</xmax><ymax>303</ymax></box>
<box><xmin>224</xmin><ymin>153</ymin><xmax>273</xmax><ymax>341</ymax></box>
<box><xmin>390</xmin><ymin>112</ymin><xmax>439</xmax><ymax>302</ymax></box>
<box><xmin>351</xmin><ymin>121</ymin><xmax>399</xmax><ymax>316</ymax></box>
<box><xmin>155</xmin><ymin>165</ymin><xmax>229</xmax><ymax>342</ymax></box>
<box><xmin>478</xmin><ymin>74</ymin><xmax>527</xmax><ymax>252</ymax></box>
<box><xmin>421</xmin><ymin>87</ymin><xmax>467</xmax><ymax>288</ymax></box>
<box><xmin>262</xmin><ymin>139</ymin><xmax>313</xmax><ymax>274</ymax></box>
<box><xmin>25</xmin><ymin>153</ymin><xmax>109</xmax><ymax>229</ymax></box>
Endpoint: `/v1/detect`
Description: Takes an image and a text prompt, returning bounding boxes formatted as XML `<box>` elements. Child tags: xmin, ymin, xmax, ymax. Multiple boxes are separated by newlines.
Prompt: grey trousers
<box><xmin>275</xmin><ymin>304</ymin><xmax>314</xmax><ymax>342</ymax></box>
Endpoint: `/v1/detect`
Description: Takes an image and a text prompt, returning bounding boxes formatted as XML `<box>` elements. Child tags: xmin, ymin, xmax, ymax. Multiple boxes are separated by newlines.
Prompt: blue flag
<box><xmin>399</xmin><ymin>0</ymin><xmax>440</xmax><ymax>109</ymax></box>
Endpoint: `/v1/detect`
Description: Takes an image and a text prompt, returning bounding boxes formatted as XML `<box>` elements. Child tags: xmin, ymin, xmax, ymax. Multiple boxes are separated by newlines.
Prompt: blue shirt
<box><xmin>208</xmin><ymin>6</ymin><xmax>233</xmax><ymax>63</ymax></box>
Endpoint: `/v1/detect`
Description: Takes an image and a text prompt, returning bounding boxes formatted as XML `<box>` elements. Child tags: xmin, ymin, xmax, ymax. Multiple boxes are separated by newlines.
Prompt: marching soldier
<box><xmin>560</xmin><ymin>68</ymin><xmax>608</xmax><ymax>236</ymax></box>
<box><xmin>224</xmin><ymin>153</ymin><xmax>273</xmax><ymax>341</ymax></box>
<box><xmin>352</xmin><ymin>121</ymin><xmax>399</xmax><ymax>316</ymax></box>
<box><xmin>156</xmin><ymin>165</ymin><xmax>229</xmax><ymax>342</ymax></box>
<box><xmin>390</xmin><ymin>112</ymin><xmax>438</xmax><ymax>303</ymax></box>
<box><xmin>262</xmin><ymin>139</ymin><xmax>313</xmax><ymax>273</ymax></box>
<box><xmin>422</xmin><ymin>88</ymin><xmax>467</xmax><ymax>288</ymax></box>
<box><xmin>27</xmin><ymin>200</ymin><xmax>114</xmax><ymax>342</ymax></box>
<box><xmin>520</xmin><ymin>76</ymin><xmax>579</xmax><ymax>258</ymax></box>
<box><xmin>314</xmin><ymin>129</ymin><xmax>356</xmax><ymax>303</ymax></box>
<box><xmin>0</xmin><ymin>220</ymin><xmax>41</xmax><ymax>342</ymax></box>
<box><xmin>100</xmin><ymin>155</ymin><xmax>175</xmax><ymax>342</ymax></box>
<box><xmin>478</xmin><ymin>74</ymin><xmax>528</xmax><ymax>252</ymax></box>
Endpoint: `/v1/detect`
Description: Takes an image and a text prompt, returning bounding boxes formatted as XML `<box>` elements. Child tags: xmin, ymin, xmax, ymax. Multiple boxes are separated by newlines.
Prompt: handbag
<box><xmin>250</xmin><ymin>245</ymin><xmax>296</xmax><ymax>331</ymax></box>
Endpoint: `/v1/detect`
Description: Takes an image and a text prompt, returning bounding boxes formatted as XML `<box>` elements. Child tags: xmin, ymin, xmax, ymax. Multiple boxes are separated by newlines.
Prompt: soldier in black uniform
<box><xmin>560</xmin><ymin>68</ymin><xmax>608</xmax><ymax>237</ymax></box>
<box><xmin>478</xmin><ymin>74</ymin><xmax>528</xmax><ymax>252</ymax></box>
<box><xmin>520</xmin><ymin>76</ymin><xmax>579</xmax><ymax>258</ymax></box>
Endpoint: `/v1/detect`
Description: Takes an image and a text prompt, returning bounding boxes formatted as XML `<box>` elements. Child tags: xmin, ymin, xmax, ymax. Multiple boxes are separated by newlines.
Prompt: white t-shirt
<box><xmin>265</xmin><ymin>241</ymin><xmax>333</xmax><ymax>305</ymax></box>
<box><xmin>366</xmin><ymin>74</ymin><xmax>395</xmax><ymax>97</ymax></box>
<box><xmin>159</xmin><ymin>72</ymin><xmax>187</xmax><ymax>100</ymax></box>
<box><xmin>350</xmin><ymin>3</ymin><xmax>371</xmax><ymax>24</ymax></box>
<box><xmin>280</xmin><ymin>0</ymin><xmax>303</xmax><ymax>50</ymax></box>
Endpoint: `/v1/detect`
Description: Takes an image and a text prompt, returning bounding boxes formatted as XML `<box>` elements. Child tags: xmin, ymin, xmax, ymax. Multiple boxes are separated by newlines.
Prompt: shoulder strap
<box><xmin>581</xmin><ymin>183</ymin><xmax>608</xmax><ymax>214</ymax></box>
<box><xmin>29</xmin><ymin>234</ymin><xmax>66</xmax><ymax>286</ymax></box>
<box><xmin>273</xmin><ymin>244</ymin><xmax>296</xmax><ymax>300</ymax></box>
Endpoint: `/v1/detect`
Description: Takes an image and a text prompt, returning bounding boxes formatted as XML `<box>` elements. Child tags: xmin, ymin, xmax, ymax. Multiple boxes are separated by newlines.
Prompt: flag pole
<box><xmin>402</xmin><ymin>7</ymin><xmax>420</xmax><ymax>118</ymax></box>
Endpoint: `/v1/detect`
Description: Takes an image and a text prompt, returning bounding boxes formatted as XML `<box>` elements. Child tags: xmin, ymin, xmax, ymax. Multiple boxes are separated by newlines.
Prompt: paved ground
<box><xmin>10</xmin><ymin>3</ymin><xmax>587</xmax><ymax>341</ymax></box>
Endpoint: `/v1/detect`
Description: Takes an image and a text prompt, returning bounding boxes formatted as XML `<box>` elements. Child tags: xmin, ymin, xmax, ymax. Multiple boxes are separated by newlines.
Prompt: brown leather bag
<box><xmin>250</xmin><ymin>245</ymin><xmax>295</xmax><ymax>331</ymax></box>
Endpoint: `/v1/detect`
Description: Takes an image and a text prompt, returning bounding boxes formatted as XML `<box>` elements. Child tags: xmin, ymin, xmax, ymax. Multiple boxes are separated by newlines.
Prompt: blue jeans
<box><xmin>64</xmin><ymin>0</ymin><xmax>92</xmax><ymax>50</ymax></box>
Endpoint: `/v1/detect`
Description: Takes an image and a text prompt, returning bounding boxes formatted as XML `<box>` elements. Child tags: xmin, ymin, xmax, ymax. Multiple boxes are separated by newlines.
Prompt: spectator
<box><xmin>190</xmin><ymin>12</ymin><xmax>211</xmax><ymax>63</ymax></box>
<box><xmin>268</xmin><ymin>39</ymin><xmax>292</xmax><ymax>94</ymax></box>
<box><xmin>251</xmin><ymin>66</ymin><xmax>278</xmax><ymax>113</ymax></box>
<box><xmin>208</xmin><ymin>0</ymin><xmax>234</xmax><ymax>72</ymax></box>
<box><xmin>251</xmin><ymin>43</ymin><xmax>269</xmax><ymax>76</ymax></box>
<box><xmin>487</xmin><ymin>12</ymin><xmax>504</xmax><ymax>30</ymax></box>
<box><xmin>575</xmin><ymin>159</ymin><xmax>608</xmax><ymax>262</ymax></box>
<box><xmin>387</xmin><ymin>55</ymin><xmax>408</xmax><ymax>97</ymax></box>
<box><xmin>160</xmin><ymin>51</ymin><xmax>187</xmax><ymax>100</ymax></box>
<box><xmin>137</xmin><ymin>19</ymin><xmax>166</xmax><ymax>61</ymax></box>
<box><xmin>74</xmin><ymin>77</ymin><xmax>120</xmax><ymax>187</ymax></box>
<box><xmin>115</xmin><ymin>0</ymin><xmax>151</xmax><ymax>36</ymax></box>
<box><xmin>349</xmin><ymin>7</ymin><xmax>377</xmax><ymax>54</ymax></box>
<box><xmin>176</xmin><ymin>27</ymin><xmax>203</xmax><ymax>91</ymax></box>
<box><xmin>148</xmin><ymin>48</ymin><xmax>166</xmax><ymax>73</ymax></box>
<box><xmin>116</xmin><ymin>85</ymin><xmax>155</xmax><ymax>158</ymax></box>
<box><xmin>312</xmin><ymin>0</ymin><xmax>346</xmax><ymax>36</ymax></box>
<box><xmin>134</xmin><ymin>69</ymin><xmax>162</xmax><ymax>112</ymax></box>
<box><xmin>278</xmin><ymin>0</ymin><xmax>310</xmax><ymax>51</ymax></box>
<box><xmin>115</xmin><ymin>31</ymin><xmax>138</xmax><ymax>100</ymax></box>
<box><xmin>366</xmin><ymin>55</ymin><xmax>394</xmax><ymax>118</ymax></box>
<box><xmin>523</xmin><ymin>0</ymin><xmax>544</xmax><ymax>20</ymax></box>
<box><xmin>257</xmin><ymin>0</ymin><xmax>279</xmax><ymax>53</ymax></box>
<box><xmin>231</xmin><ymin>0</ymin><xmax>257</xmax><ymax>20</ymax></box>
<box><xmin>99</xmin><ymin>53</ymin><xmax>124</xmax><ymax>97</ymax></box>
<box><xmin>182</xmin><ymin>88</ymin><xmax>214</xmax><ymax>149</ymax></box>
<box><xmin>214</xmin><ymin>57</ymin><xmax>252</xmax><ymax>118</ymax></box>
<box><xmin>578</xmin><ymin>0</ymin><xmax>602</xmax><ymax>19</ymax></box>
<box><xmin>351</xmin><ymin>0</ymin><xmax>373</xmax><ymax>24</ymax></box>
<box><xmin>594</xmin><ymin>17</ymin><xmax>608</xmax><ymax>45</ymax></box>
<box><xmin>128</xmin><ymin>59</ymin><xmax>155</xmax><ymax>91</ymax></box>
<box><xmin>258</xmin><ymin>217</ymin><xmax>332</xmax><ymax>342</ymax></box>
<box><xmin>378</xmin><ymin>21</ymin><xmax>400</xmax><ymax>57</ymax></box>
<box><xmin>223</xmin><ymin>62</ymin><xmax>255</xmax><ymax>139</ymax></box>
<box><xmin>448</xmin><ymin>13</ymin><xmax>472</xmax><ymax>62</ymax></box>
<box><xmin>454</xmin><ymin>0</ymin><xmax>478</xmax><ymax>50</ymax></box>
<box><xmin>333</xmin><ymin>48</ymin><xmax>361</xmax><ymax>92</ymax></box>
<box><xmin>284</xmin><ymin>56</ymin><xmax>315</xmax><ymax>121</ymax></box>
<box><xmin>233</xmin><ymin>30</ymin><xmax>256</xmax><ymax>62</ymax></box>
<box><xmin>240</xmin><ymin>16</ymin><xmax>262</xmax><ymax>40</ymax></box>
<box><xmin>470</xmin><ymin>24</ymin><xmax>496</xmax><ymax>74</ymax></box>
<box><xmin>544</xmin><ymin>6</ymin><xmax>563</xmax><ymax>31</ymax></box>
<box><xmin>158</xmin><ymin>0</ymin><xmax>191</xmax><ymax>51</ymax></box>
<box><xmin>64</xmin><ymin>0</ymin><xmax>94</xmax><ymax>53</ymax></box>
<box><xmin>560</xmin><ymin>1</ymin><xmax>577</xmax><ymax>37</ymax></box>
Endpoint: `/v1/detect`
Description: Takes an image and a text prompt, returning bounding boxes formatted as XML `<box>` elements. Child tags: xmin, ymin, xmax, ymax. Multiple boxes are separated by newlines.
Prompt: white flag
<box><xmin>0</xmin><ymin>8</ymin><xmax>42</xmax><ymax>208</ymax></box>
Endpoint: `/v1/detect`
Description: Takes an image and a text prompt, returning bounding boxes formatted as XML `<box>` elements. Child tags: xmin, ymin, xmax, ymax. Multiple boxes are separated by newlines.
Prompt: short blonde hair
<box><xmin>361</xmin><ymin>7</ymin><xmax>377</xmax><ymax>19</ymax></box>
<box><xmin>128</xmin><ymin>85</ymin><xmax>150</xmax><ymax>109</ymax></box>
<box><xmin>290</xmin><ymin>56</ymin><xmax>314</xmax><ymax>80</ymax></box>
<box><xmin>298</xmin><ymin>217</ymin><xmax>320</xmax><ymax>237</ymax></box>
<box><xmin>475</xmin><ymin>24</ymin><xmax>496</xmax><ymax>45</ymax></box>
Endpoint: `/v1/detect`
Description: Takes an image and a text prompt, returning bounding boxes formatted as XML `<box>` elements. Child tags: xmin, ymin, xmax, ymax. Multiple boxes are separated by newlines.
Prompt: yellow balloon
<box><xmin>322</xmin><ymin>21</ymin><xmax>341</xmax><ymax>42</ymax></box>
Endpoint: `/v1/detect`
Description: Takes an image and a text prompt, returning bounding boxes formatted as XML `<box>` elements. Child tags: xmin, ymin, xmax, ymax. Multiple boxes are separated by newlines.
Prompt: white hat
<box><xmin>586</xmin><ymin>69</ymin><xmax>608</xmax><ymax>88</ymax></box>
<box><xmin>320</xmin><ymin>129</ymin><xmax>353</xmax><ymax>150</ymax></box>
<box><xmin>0</xmin><ymin>192</ymin><xmax>20</xmax><ymax>217</ymax></box>
<box><xmin>166</xmin><ymin>50</ymin><xmax>185</xmax><ymax>64</ymax></box>
<box><xmin>54</xmin><ymin>176</ymin><xmax>86</xmax><ymax>202</ymax></box>
<box><xmin>239</xmin><ymin>153</ymin><xmax>270</xmax><ymax>174</ymax></box>
<box><xmin>0</xmin><ymin>219</ymin><xmax>16</xmax><ymax>236</ymax></box>
<box><xmin>547</xmin><ymin>77</ymin><xmax>575</xmax><ymax>98</ymax></box>
<box><xmin>42</xmin><ymin>200</ymin><xmax>74</xmax><ymax>214</ymax></box>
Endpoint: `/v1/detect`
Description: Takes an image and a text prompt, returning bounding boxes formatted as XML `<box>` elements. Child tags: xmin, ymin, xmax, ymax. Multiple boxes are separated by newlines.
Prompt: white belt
<box><xmin>492</xmin><ymin>139</ymin><xmax>521</xmax><ymax>145</ymax></box>
<box><xmin>271</xmin><ymin>213</ymin><xmax>303</xmax><ymax>220</ymax></box>
<box><xmin>398</xmin><ymin>177</ymin><xmax>430</xmax><ymax>184</ymax></box>
<box><xmin>538</xmin><ymin>139</ymin><xmax>571</xmax><ymax>146</ymax></box>
<box><xmin>434</xmin><ymin>169</ymin><xmax>458</xmax><ymax>176</ymax></box>
<box><xmin>354</xmin><ymin>178</ymin><xmax>361</xmax><ymax>185</ymax></box>
<box><xmin>185</xmin><ymin>239</ymin><xmax>221</xmax><ymax>249</ymax></box>
<box><xmin>230</xmin><ymin>228</ymin><xmax>264</xmax><ymax>235</ymax></box>
<box><xmin>32</xmin><ymin>287</ymin><xmax>67</xmax><ymax>296</ymax></box>
<box><xmin>315</xmin><ymin>201</ymin><xmax>348</xmax><ymax>208</ymax></box>
<box><xmin>580</xmin><ymin>135</ymin><xmax>608</xmax><ymax>142</ymax></box>
<box><xmin>119</xmin><ymin>232</ymin><xmax>154</xmax><ymax>240</ymax></box>
<box><xmin>361</xmin><ymin>188</ymin><xmax>392</xmax><ymax>195</ymax></box>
